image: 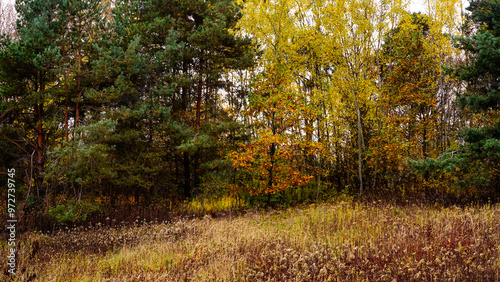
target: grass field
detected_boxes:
[3,200,500,281]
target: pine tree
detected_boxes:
[0,0,70,204]
[453,0,500,190]
[53,0,256,202]
[137,0,255,199]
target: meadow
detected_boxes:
[3,200,500,281]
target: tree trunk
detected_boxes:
[183,152,191,198]
[75,27,82,128]
[63,44,69,142]
[35,103,45,198]
[196,59,204,130]
[353,93,364,195]
[268,108,277,195]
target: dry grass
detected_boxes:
[2,201,500,281]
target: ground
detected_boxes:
[2,200,500,281]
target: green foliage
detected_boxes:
[1,0,256,205]
[47,199,103,224]
[45,120,118,189]
[2,0,500,212]
[93,0,256,200]
[448,0,500,191]
[411,143,497,198]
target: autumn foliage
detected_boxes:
[229,64,321,196]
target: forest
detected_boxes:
[1,0,500,280]
[0,0,499,228]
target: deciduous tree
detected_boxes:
[229,63,319,201]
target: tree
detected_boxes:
[316,0,410,194]
[46,0,256,203]
[229,63,319,202]
[126,0,255,200]
[0,0,71,204]
[451,0,500,191]
[369,11,466,194]
[373,14,443,188]
[237,0,410,196]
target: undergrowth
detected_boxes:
[2,201,500,281]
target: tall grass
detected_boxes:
[2,201,500,281]
[185,195,246,216]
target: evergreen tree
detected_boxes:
[0,0,69,204]
[0,0,108,207]
[133,0,255,200]
[453,0,500,190]
[52,0,256,203]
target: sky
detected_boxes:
[410,0,427,13]
[410,0,469,14]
